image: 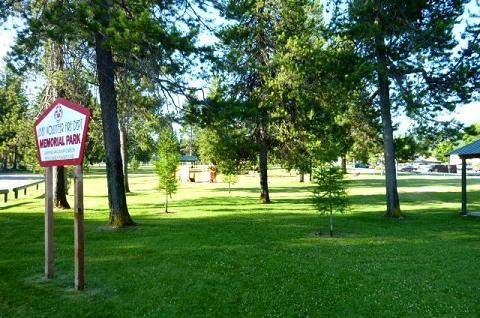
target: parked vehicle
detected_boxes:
[400,165,415,172]
[417,164,433,173]
[448,165,457,173]
[430,164,449,173]
[354,162,369,168]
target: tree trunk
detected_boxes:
[255,3,271,204]
[375,28,401,218]
[309,158,313,182]
[299,172,305,183]
[329,195,334,237]
[119,125,130,193]
[259,121,270,203]
[51,40,70,209]
[1,152,7,171]
[95,30,134,227]
[12,146,18,170]
[165,188,168,213]
[53,166,70,209]
[341,155,347,175]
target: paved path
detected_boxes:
[0,173,44,190]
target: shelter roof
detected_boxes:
[180,155,199,162]
[449,139,480,158]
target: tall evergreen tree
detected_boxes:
[268,1,368,179]
[331,0,479,217]
[204,0,332,202]
[6,0,217,226]
[215,0,276,203]
[0,69,31,171]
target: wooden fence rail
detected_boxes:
[13,180,45,199]
[0,189,8,203]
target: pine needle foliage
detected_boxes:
[155,127,180,213]
[312,162,349,237]
[222,174,239,194]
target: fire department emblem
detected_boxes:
[54,105,63,122]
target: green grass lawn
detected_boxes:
[1,167,480,317]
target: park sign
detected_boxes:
[34,97,90,290]
[34,98,91,167]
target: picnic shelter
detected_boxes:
[449,139,480,215]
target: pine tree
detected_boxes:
[200,0,337,202]
[331,0,478,217]
[155,127,180,213]
[0,69,31,171]
[6,0,217,226]
[313,162,349,237]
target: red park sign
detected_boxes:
[34,98,91,167]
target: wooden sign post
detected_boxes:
[45,167,54,278]
[34,98,91,290]
[74,165,84,289]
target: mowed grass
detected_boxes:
[1,167,480,317]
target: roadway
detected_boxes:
[0,173,44,190]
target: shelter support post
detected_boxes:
[461,157,467,215]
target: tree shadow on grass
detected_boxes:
[209,184,316,194]
[170,196,257,208]
[269,197,314,205]
[3,204,478,252]
[125,191,149,197]
[207,186,259,194]
[0,201,33,211]
[3,181,478,255]
[3,194,480,318]
[85,194,109,199]
[269,186,316,193]
[84,209,480,258]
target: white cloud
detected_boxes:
[0,18,16,68]
[393,101,480,137]
[454,102,480,126]
[0,31,14,68]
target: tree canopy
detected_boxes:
[2,0,220,226]
[0,0,478,221]
[330,0,479,217]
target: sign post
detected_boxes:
[45,167,54,278]
[74,165,84,289]
[34,98,90,290]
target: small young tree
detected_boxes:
[222,173,239,194]
[313,163,349,237]
[130,156,140,172]
[155,127,180,213]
